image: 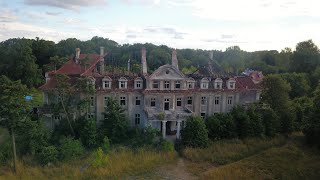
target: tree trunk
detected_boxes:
[61,100,75,136]
[11,128,17,174]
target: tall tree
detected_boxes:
[290,40,320,73]
[0,75,31,173]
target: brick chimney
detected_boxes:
[172,49,178,69]
[75,48,80,64]
[99,47,105,74]
[141,47,147,75]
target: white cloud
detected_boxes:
[0,9,18,22]
[24,0,107,10]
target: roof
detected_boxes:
[55,54,101,75]
[236,76,262,90]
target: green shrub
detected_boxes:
[91,147,107,168]
[79,118,98,149]
[0,141,12,165]
[101,136,111,153]
[37,145,58,165]
[181,116,209,148]
[160,140,175,152]
[59,136,85,161]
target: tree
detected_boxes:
[100,98,129,143]
[231,106,250,138]
[261,75,293,134]
[281,73,310,98]
[290,40,320,73]
[206,113,236,140]
[247,105,264,137]
[259,107,279,137]
[0,75,31,173]
[181,116,209,148]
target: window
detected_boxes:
[201,113,206,119]
[87,113,94,119]
[175,81,181,89]
[136,81,141,88]
[135,97,141,106]
[135,114,140,125]
[151,98,156,107]
[201,78,209,89]
[229,82,235,89]
[188,82,194,89]
[187,97,192,105]
[177,98,182,107]
[201,96,206,105]
[164,81,170,89]
[104,96,109,107]
[215,96,220,105]
[53,115,61,121]
[119,77,128,89]
[90,96,94,107]
[135,78,143,89]
[215,78,223,89]
[153,81,159,89]
[120,96,126,106]
[227,96,233,105]
[103,80,111,89]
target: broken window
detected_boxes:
[215,96,220,105]
[187,97,192,105]
[136,96,141,105]
[151,98,156,107]
[201,96,206,105]
[175,81,181,89]
[120,96,126,106]
[153,81,159,89]
[177,97,182,107]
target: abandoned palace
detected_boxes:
[40,47,263,139]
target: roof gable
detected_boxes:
[149,64,186,80]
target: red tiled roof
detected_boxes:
[55,54,101,75]
[39,76,79,90]
[236,76,262,90]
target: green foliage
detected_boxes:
[260,107,279,137]
[231,106,251,139]
[206,113,236,141]
[91,147,107,168]
[0,141,12,165]
[78,118,98,149]
[101,136,111,153]
[181,116,209,148]
[160,140,175,152]
[37,145,58,165]
[100,97,129,144]
[290,39,320,73]
[59,136,85,161]
[247,105,264,137]
[281,72,311,98]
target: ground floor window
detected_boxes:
[135,114,140,125]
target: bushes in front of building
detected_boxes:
[58,136,85,161]
[181,116,209,148]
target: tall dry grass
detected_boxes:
[182,136,286,165]
[0,147,177,179]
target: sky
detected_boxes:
[0,0,319,51]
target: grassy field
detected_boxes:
[1,133,319,179]
[200,134,320,179]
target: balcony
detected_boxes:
[144,106,193,121]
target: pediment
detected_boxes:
[149,64,186,80]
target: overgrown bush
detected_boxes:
[79,117,98,149]
[206,113,236,141]
[59,136,85,161]
[181,116,209,148]
[231,106,250,139]
[101,136,111,153]
[91,147,107,168]
[0,141,12,165]
[37,145,58,165]
[160,140,175,152]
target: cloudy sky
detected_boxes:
[0,0,319,51]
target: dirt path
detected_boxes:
[153,158,198,180]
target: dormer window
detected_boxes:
[102,77,112,89]
[134,77,143,89]
[119,77,128,89]
[201,78,209,89]
[227,78,236,89]
[214,78,223,89]
[187,78,195,89]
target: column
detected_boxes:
[162,120,167,139]
[176,120,181,139]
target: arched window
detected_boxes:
[134,77,143,89]
[119,77,128,89]
[187,78,195,89]
[214,78,223,89]
[102,76,112,89]
[227,78,236,89]
[201,78,209,89]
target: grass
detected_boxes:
[0,147,177,179]
[200,133,320,180]
[182,136,286,165]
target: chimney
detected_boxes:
[172,49,178,69]
[99,47,105,74]
[141,47,147,75]
[75,48,80,64]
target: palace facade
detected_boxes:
[40,47,263,139]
